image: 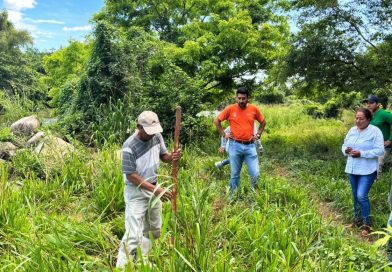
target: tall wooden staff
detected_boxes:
[171,106,182,213]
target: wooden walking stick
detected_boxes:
[171,106,182,213]
[170,106,181,247]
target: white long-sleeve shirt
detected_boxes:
[342,124,384,175]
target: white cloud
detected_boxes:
[6,9,23,23]
[7,9,36,32]
[4,0,37,29]
[3,0,58,43]
[25,18,65,24]
[33,30,55,38]
[4,0,37,11]
[62,25,92,32]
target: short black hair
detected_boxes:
[356,108,373,121]
[236,86,249,97]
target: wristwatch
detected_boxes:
[256,134,260,139]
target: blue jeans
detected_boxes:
[228,140,259,192]
[348,171,377,225]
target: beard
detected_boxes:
[238,102,247,108]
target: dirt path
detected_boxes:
[273,165,381,243]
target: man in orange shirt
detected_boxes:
[214,87,266,192]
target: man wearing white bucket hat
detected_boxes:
[116,111,181,268]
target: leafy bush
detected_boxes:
[304,102,324,118]
[338,91,362,109]
[324,98,341,118]
[57,77,79,116]
[255,87,285,104]
[300,93,359,119]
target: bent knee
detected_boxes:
[357,195,369,202]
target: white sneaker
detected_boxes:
[215,161,223,170]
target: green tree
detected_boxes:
[42,40,91,107]
[61,23,204,144]
[283,0,392,96]
[0,10,44,100]
[95,0,290,93]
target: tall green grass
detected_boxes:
[0,93,36,125]
[1,103,391,271]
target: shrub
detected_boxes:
[57,77,79,115]
[255,88,285,104]
[304,103,324,118]
[324,98,341,118]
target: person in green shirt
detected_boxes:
[364,95,392,175]
[364,95,392,262]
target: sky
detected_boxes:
[0,0,104,51]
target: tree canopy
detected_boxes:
[0,11,44,99]
[42,40,91,107]
[95,0,290,93]
[283,0,392,97]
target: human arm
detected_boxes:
[385,140,392,148]
[384,110,392,145]
[214,116,230,140]
[160,149,181,163]
[253,109,266,142]
[126,173,172,201]
[253,120,266,141]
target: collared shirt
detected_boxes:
[342,124,384,175]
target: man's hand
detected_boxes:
[252,134,260,142]
[350,150,361,158]
[385,140,391,148]
[345,147,353,154]
[218,147,225,154]
[172,148,181,161]
[154,187,172,202]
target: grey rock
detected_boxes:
[26,132,45,147]
[11,116,40,136]
[0,142,17,160]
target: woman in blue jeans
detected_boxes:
[342,108,384,236]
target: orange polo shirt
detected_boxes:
[218,104,265,141]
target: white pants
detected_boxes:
[116,183,162,269]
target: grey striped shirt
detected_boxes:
[122,132,168,184]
